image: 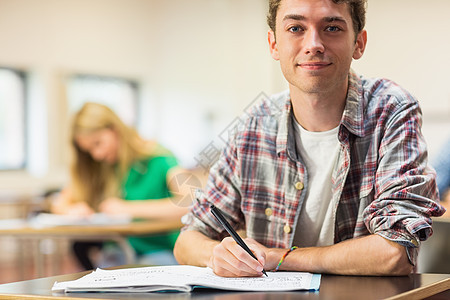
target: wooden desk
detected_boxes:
[0,267,448,300]
[0,218,183,236]
[0,219,183,278]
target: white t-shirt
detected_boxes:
[292,119,340,247]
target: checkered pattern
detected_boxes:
[182,70,445,265]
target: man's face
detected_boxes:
[268,0,366,95]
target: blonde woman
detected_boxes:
[52,102,190,269]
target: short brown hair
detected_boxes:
[267,0,367,37]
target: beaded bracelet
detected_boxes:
[274,246,298,272]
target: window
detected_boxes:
[66,75,139,127]
[0,68,26,170]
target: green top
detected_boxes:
[121,154,179,255]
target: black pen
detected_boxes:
[209,204,268,277]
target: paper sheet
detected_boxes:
[30,213,131,227]
[52,265,321,292]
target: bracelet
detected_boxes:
[274,246,298,272]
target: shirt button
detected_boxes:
[295,181,304,190]
[284,224,291,234]
[265,208,273,217]
[411,239,419,247]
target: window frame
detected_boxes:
[67,73,140,128]
[0,67,28,171]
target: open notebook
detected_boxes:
[52,265,321,293]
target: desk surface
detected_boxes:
[0,219,183,237]
[0,267,448,300]
[0,219,184,279]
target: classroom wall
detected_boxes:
[354,0,450,159]
[0,0,283,193]
[0,0,449,194]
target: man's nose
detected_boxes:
[303,29,325,55]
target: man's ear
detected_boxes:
[353,29,367,60]
[268,30,280,60]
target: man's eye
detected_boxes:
[288,26,302,33]
[326,26,341,32]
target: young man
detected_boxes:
[174,0,445,276]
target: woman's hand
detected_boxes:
[69,202,95,217]
[50,188,94,216]
[207,237,267,277]
[98,197,128,215]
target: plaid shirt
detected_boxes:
[183,70,445,265]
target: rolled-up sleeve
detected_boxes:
[363,96,445,265]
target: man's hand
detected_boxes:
[207,237,267,277]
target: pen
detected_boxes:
[209,204,268,277]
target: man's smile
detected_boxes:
[298,61,332,70]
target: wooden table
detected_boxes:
[0,219,183,278]
[0,267,448,300]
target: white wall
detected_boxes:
[0,0,448,193]
[353,0,450,159]
[0,0,282,192]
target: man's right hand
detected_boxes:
[207,236,266,277]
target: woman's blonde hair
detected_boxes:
[69,102,160,209]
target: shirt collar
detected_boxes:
[341,69,365,137]
[276,97,293,157]
[276,69,365,156]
